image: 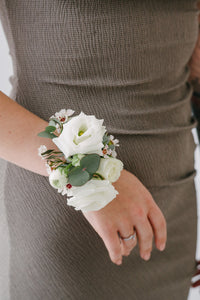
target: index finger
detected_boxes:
[99,228,123,265]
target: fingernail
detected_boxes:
[116,259,122,265]
[159,243,166,251]
[143,252,151,261]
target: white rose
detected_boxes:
[66,179,119,212]
[49,168,68,190]
[96,157,124,182]
[52,111,106,159]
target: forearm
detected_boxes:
[0,91,57,176]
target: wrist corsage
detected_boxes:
[37,109,124,212]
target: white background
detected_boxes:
[1,21,200,299]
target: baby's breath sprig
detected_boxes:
[38,109,75,139]
[102,133,119,158]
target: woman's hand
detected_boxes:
[82,169,167,265]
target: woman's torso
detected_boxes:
[0,2,200,299]
[0,0,199,187]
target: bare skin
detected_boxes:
[0,90,167,265]
[83,169,167,265]
[0,91,56,176]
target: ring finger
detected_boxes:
[118,227,137,256]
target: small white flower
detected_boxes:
[102,145,112,158]
[56,123,61,134]
[61,186,69,195]
[111,149,117,158]
[38,145,47,159]
[51,109,75,123]
[109,135,120,147]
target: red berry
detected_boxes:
[66,183,72,189]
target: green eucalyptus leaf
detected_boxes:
[38,131,57,139]
[68,166,90,186]
[45,126,56,133]
[79,154,100,174]
[88,173,93,180]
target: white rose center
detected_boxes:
[73,124,92,145]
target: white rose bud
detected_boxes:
[49,168,68,190]
[96,157,124,183]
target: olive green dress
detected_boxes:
[0,0,199,299]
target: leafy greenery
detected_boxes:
[45,126,56,133]
[67,154,101,186]
[68,166,90,186]
[108,143,115,150]
[41,149,54,155]
[102,132,116,151]
[38,131,57,139]
[102,133,110,144]
[37,116,65,139]
[49,117,63,134]
[63,163,74,176]
[40,148,68,169]
[79,154,100,173]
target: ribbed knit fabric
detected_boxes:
[0,1,200,299]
